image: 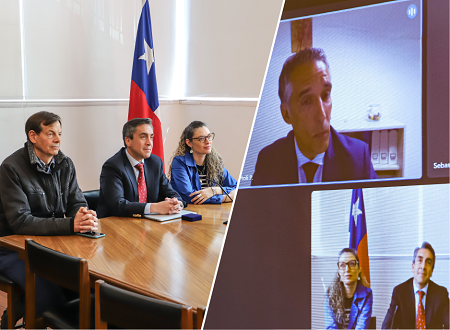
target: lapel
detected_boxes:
[404,278,416,329]
[143,157,155,201]
[322,126,337,182]
[185,153,202,191]
[121,148,139,201]
[348,284,363,329]
[425,281,435,326]
[284,131,299,184]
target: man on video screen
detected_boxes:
[251,48,377,186]
[382,242,449,329]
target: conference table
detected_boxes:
[0,203,230,325]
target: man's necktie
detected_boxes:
[416,290,426,329]
[302,162,319,183]
[135,163,147,203]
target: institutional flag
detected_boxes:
[128,0,164,165]
[349,188,371,285]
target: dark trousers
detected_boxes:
[0,251,66,317]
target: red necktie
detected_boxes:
[416,290,426,329]
[302,162,319,183]
[135,163,147,203]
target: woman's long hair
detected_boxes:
[168,121,224,185]
[326,248,369,328]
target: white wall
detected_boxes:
[22,0,140,99]
[0,0,284,190]
[184,0,283,97]
[0,0,22,99]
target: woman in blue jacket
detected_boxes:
[168,121,237,204]
[325,248,373,329]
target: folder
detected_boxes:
[371,130,380,165]
[379,130,389,165]
[388,130,398,165]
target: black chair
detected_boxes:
[0,274,23,329]
[25,239,93,329]
[95,280,193,329]
[196,305,206,329]
[369,316,376,329]
[83,190,100,211]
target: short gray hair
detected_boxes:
[413,242,436,270]
[122,118,153,146]
[278,48,329,105]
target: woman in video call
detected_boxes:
[169,121,237,204]
[325,248,373,329]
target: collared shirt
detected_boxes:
[294,138,325,183]
[26,140,56,174]
[36,157,55,174]
[125,149,152,214]
[413,280,429,315]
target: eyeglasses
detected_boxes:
[337,260,358,270]
[191,133,215,143]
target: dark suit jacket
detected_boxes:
[251,126,377,186]
[382,278,450,329]
[97,148,181,218]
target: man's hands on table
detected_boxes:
[150,197,183,215]
[74,207,98,233]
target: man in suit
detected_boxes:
[97,118,183,218]
[382,242,449,329]
[251,48,376,186]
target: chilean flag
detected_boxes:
[349,189,371,286]
[128,0,164,165]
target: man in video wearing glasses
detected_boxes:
[382,242,449,329]
[97,118,183,218]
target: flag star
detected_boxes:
[138,38,154,75]
[352,197,362,227]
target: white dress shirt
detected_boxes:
[294,138,325,183]
[413,280,429,316]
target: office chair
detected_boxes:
[83,190,100,211]
[0,274,23,329]
[95,280,193,329]
[25,239,93,329]
[196,305,206,329]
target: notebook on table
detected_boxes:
[144,210,197,222]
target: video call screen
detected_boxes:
[311,184,449,329]
[205,1,449,328]
[240,0,425,187]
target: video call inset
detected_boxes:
[241,0,423,187]
[311,184,449,329]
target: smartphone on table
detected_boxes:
[75,231,105,239]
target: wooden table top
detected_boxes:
[0,203,230,310]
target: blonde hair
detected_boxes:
[168,121,224,185]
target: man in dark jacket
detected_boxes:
[251,48,376,186]
[0,111,98,327]
[382,242,449,329]
[97,118,183,218]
